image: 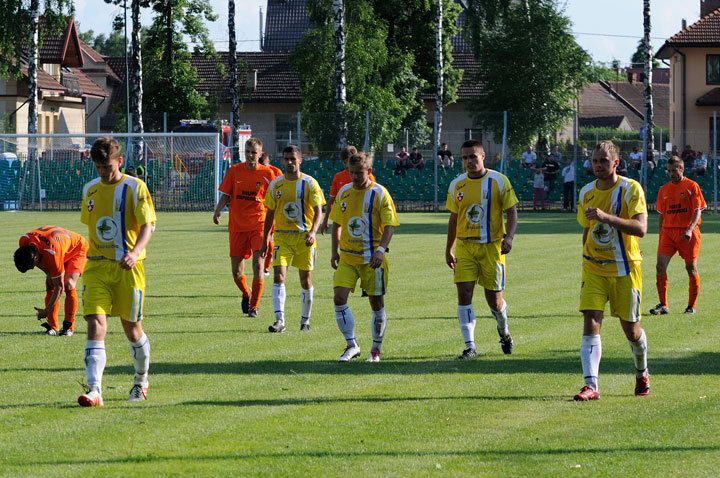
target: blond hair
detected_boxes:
[348,152,373,169]
[592,141,619,161]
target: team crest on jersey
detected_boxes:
[276,189,282,199]
[591,222,616,246]
[96,216,119,243]
[256,182,261,189]
[456,191,464,202]
[283,202,301,220]
[87,199,94,212]
[340,201,347,212]
[465,203,485,224]
[347,216,368,238]
[680,192,685,200]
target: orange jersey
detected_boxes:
[219,163,276,232]
[329,169,377,197]
[657,178,706,229]
[267,164,282,177]
[19,226,88,278]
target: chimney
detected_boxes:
[682,18,687,29]
[701,0,720,17]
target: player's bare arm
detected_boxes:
[319,196,336,235]
[584,208,647,238]
[684,208,702,240]
[34,275,64,319]
[212,194,230,225]
[305,204,323,247]
[370,225,394,269]
[260,208,276,256]
[446,212,458,269]
[501,205,518,255]
[120,222,153,270]
[330,222,341,270]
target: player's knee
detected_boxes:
[685,262,698,275]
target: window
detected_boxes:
[707,55,720,84]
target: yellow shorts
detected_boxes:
[579,267,642,322]
[273,233,316,271]
[453,239,505,291]
[333,257,389,296]
[82,260,147,322]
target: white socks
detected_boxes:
[130,332,150,386]
[491,300,509,335]
[335,304,357,347]
[272,283,286,324]
[580,335,602,390]
[628,329,648,378]
[84,340,106,393]
[301,287,313,325]
[371,308,387,352]
[457,305,476,350]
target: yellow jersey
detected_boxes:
[577,177,646,277]
[446,170,518,243]
[81,175,157,261]
[329,182,400,265]
[264,173,325,233]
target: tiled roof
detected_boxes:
[579,116,629,129]
[73,68,107,98]
[657,8,720,58]
[695,87,720,106]
[105,56,128,106]
[605,81,670,129]
[38,17,83,67]
[451,52,481,99]
[578,82,669,130]
[452,8,472,52]
[20,63,65,94]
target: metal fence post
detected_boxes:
[501,111,508,175]
[714,111,717,213]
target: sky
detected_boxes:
[74,0,701,66]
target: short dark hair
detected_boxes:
[90,136,121,164]
[461,139,484,151]
[667,155,684,168]
[282,145,302,157]
[340,145,358,162]
[14,245,37,273]
[348,152,373,169]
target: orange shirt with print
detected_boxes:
[19,226,88,278]
[656,177,706,229]
[329,169,376,197]
[219,163,276,232]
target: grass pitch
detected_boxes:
[1,211,719,476]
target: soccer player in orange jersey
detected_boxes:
[14,226,89,336]
[259,152,282,276]
[319,145,376,235]
[650,156,706,315]
[213,138,277,318]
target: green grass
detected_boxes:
[1,211,719,476]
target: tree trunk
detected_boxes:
[436,0,444,146]
[27,0,40,135]
[228,0,241,161]
[333,0,348,156]
[643,0,654,152]
[131,0,144,166]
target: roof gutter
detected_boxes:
[673,47,687,148]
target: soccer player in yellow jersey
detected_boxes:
[574,141,649,401]
[330,152,399,362]
[261,145,325,333]
[445,139,518,359]
[77,137,157,407]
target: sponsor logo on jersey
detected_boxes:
[347,216,368,238]
[87,199,94,212]
[96,217,119,242]
[591,222,616,246]
[465,203,485,224]
[283,202,300,220]
[87,189,97,197]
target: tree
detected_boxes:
[80,29,128,56]
[466,0,588,151]
[291,0,461,159]
[228,0,241,160]
[333,0,348,153]
[642,0,653,187]
[631,38,659,68]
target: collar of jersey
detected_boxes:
[467,170,489,180]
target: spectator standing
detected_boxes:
[438,143,454,168]
[408,147,424,170]
[561,158,575,211]
[543,153,561,195]
[532,165,545,210]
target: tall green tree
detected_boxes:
[631,39,659,68]
[466,0,588,151]
[291,0,461,158]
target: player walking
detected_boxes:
[213,138,276,318]
[77,137,157,407]
[329,152,399,362]
[445,139,518,359]
[574,141,649,401]
[261,145,325,332]
[14,226,89,336]
[650,156,706,315]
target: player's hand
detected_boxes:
[584,206,608,222]
[305,232,316,247]
[370,250,383,269]
[501,236,513,254]
[34,307,48,319]
[330,251,340,270]
[682,228,693,240]
[212,211,221,225]
[259,242,268,257]
[119,251,139,270]
[445,250,456,269]
[319,222,328,236]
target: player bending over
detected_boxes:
[77,136,157,407]
[260,145,325,333]
[445,139,518,359]
[14,226,88,336]
[330,152,399,362]
[574,141,649,401]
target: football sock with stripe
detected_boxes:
[580,334,601,390]
[272,283,286,324]
[371,308,387,352]
[491,300,509,335]
[335,304,357,347]
[85,340,106,393]
[628,329,647,378]
[457,304,476,350]
[129,333,150,386]
[688,274,699,309]
[234,274,250,297]
[250,278,263,310]
[64,288,78,330]
[656,274,668,306]
[45,289,60,330]
[300,287,313,325]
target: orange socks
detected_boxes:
[656,274,668,307]
[688,274,700,309]
[45,289,60,330]
[250,278,264,310]
[64,288,78,331]
[234,275,250,297]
